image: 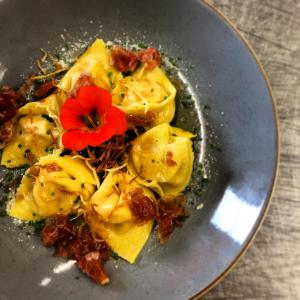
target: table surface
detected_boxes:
[202,1,300,299]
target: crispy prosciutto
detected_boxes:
[111,47,139,73]
[41,215,112,285]
[129,189,156,225]
[156,196,188,244]
[111,46,161,73]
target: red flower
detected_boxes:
[60,86,127,151]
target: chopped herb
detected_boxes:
[0,210,7,217]
[107,71,112,78]
[168,57,177,66]
[111,251,120,260]
[25,232,31,236]
[19,130,22,135]
[46,129,51,135]
[180,99,193,108]
[28,220,45,233]
[122,71,133,77]
[81,183,85,188]
[51,192,55,196]
[59,208,63,211]
[164,96,168,100]
[25,149,31,154]
[4,173,13,182]
[152,159,155,163]
[32,213,36,217]
[204,104,211,110]
[138,42,147,49]
[46,147,54,154]
[64,43,70,51]
[120,93,125,98]
[209,142,222,152]
[185,186,191,192]
[40,183,44,187]
[18,144,23,148]
[7,160,11,163]
[55,52,61,60]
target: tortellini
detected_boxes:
[112,66,176,125]
[58,39,122,93]
[1,94,61,168]
[129,123,194,198]
[8,154,99,221]
[86,171,155,263]
[59,38,176,125]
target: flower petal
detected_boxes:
[77,86,112,115]
[62,130,91,151]
[62,125,116,151]
[106,106,128,135]
[60,99,85,130]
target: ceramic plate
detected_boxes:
[0,0,278,299]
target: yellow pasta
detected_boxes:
[87,171,155,263]
[129,123,194,198]
[8,154,99,221]
[1,95,61,168]
[112,66,176,125]
[58,39,122,93]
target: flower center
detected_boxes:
[82,109,102,129]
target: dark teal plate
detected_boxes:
[0,0,278,299]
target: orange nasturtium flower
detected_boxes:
[60,85,127,151]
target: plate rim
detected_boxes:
[191,1,280,299]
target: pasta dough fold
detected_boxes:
[87,171,155,263]
[129,123,194,198]
[8,154,98,221]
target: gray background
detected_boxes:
[204,0,300,299]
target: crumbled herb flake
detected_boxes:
[18,144,23,148]
[111,251,120,260]
[138,42,147,49]
[28,220,45,233]
[209,142,222,152]
[55,53,61,60]
[0,210,7,217]
[46,147,54,154]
